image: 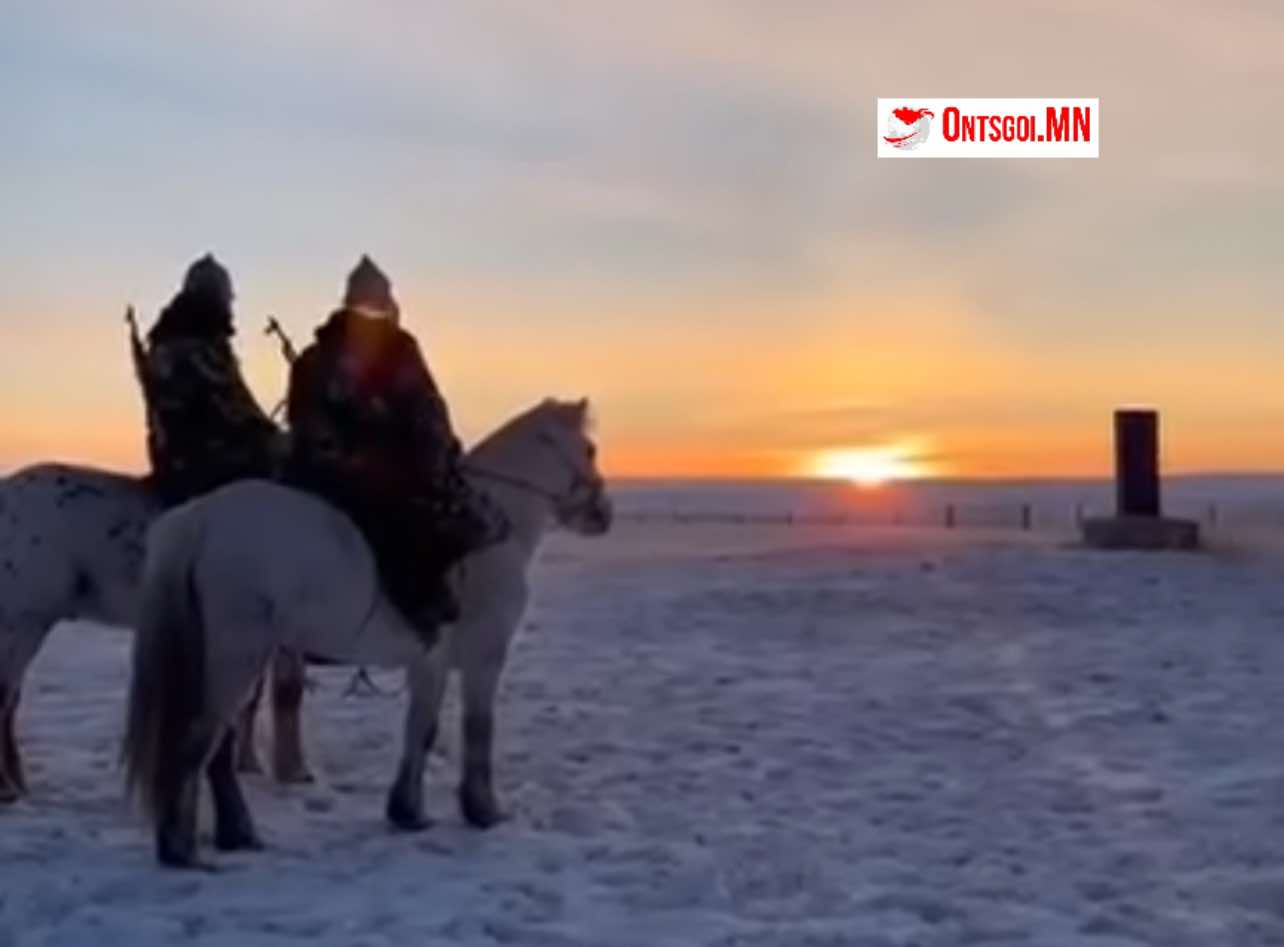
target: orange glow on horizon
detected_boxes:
[6,293,1284,481]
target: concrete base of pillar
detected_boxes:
[1081,516,1201,551]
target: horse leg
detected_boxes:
[0,684,20,803]
[3,686,25,796]
[458,659,508,829]
[270,648,313,784]
[0,625,50,802]
[235,668,265,775]
[385,653,449,832]
[156,717,222,869]
[207,729,263,851]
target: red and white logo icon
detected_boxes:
[883,107,934,150]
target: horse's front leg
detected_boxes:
[459,656,507,829]
[385,650,449,832]
[0,624,51,801]
[269,648,313,784]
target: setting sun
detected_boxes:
[809,444,933,488]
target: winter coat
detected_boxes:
[285,308,508,576]
[138,289,279,505]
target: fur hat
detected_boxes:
[343,255,399,321]
[182,253,234,306]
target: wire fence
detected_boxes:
[604,479,1284,533]
[612,500,1252,532]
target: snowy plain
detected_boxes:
[3,514,1284,946]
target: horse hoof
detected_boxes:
[157,842,206,870]
[459,788,508,830]
[386,797,431,833]
[388,812,433,833]
[215,831,265,853]
[387,803,432,832]
[176,858,221,873]
[464,807,508,830]
[275,767,315,786]
[0,785,20,805]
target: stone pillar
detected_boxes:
[1082,408,1200,550]
[1115,409,1161,517]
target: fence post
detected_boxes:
[944,504,956,529]
[1021,503,1033,531]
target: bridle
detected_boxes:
[463,429,604,520]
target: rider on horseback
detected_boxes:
[283,256,509,647]
[132,255,279,506]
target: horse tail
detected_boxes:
[123,504,207,821]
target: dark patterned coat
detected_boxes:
[285,309,508,588]
[138,290,279,505]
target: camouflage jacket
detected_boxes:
[138,290,280,505]
[285,309,508,564]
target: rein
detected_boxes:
[463,464,563,503]
[463,431,601,514]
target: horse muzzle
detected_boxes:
[563,489,612,536]
[585,496,613,535]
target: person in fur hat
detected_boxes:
[285,256,509,647]
[134,254,279,506]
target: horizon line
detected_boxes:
[608,470,1284,485]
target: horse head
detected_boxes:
[468,397,612,537]
[530,398,612,536]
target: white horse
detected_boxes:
[0,460,326,795]
[0,465,156,801]
[0,399,607,806]
[123,398,609,868]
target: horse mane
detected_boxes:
[470,398,590,456]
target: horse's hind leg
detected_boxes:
[3,686,25,795]
[458,660,507,829]
[235,671,266,775]
[207,729,263,851]
[270,649,313,784]
[156,718,221,869]
[0,684,21,803]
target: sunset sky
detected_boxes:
[4,2,1282,479]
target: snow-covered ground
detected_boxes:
[3,521,1284,946]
